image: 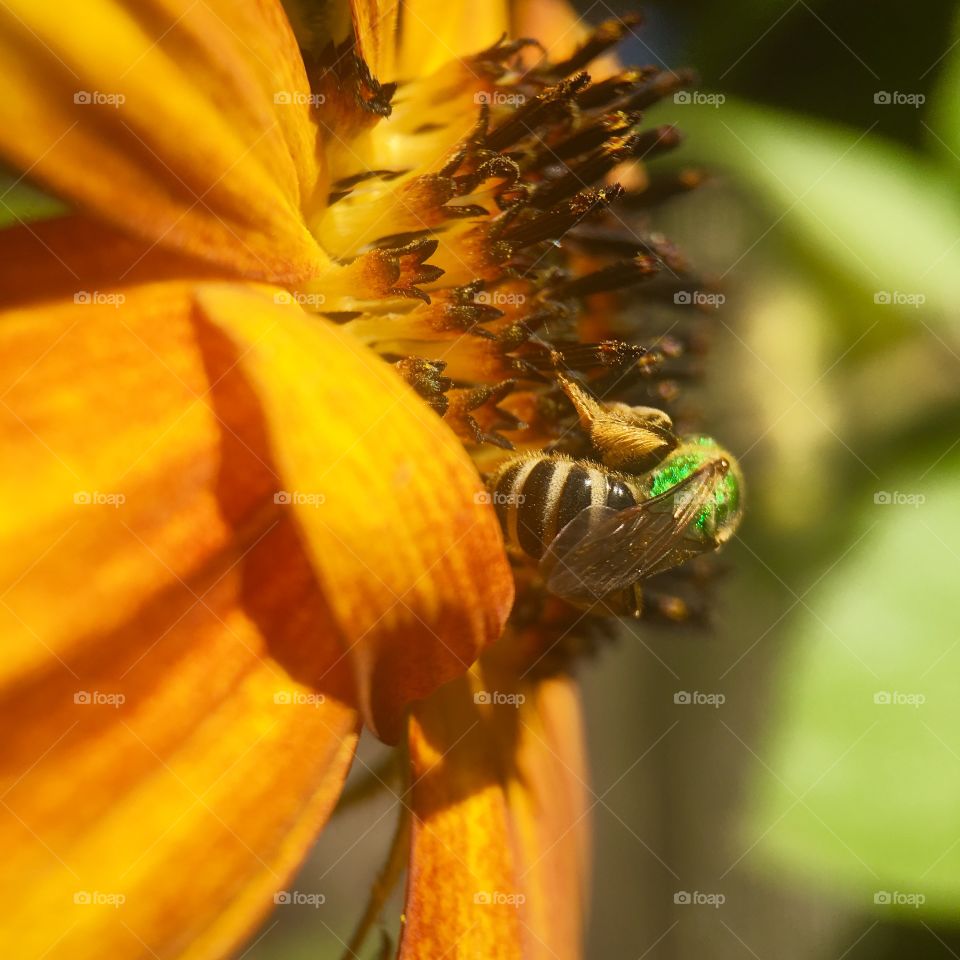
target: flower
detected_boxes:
[0,0,732,957]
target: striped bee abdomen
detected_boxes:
[490,455,638,560]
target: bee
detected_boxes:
[488,375,743,616]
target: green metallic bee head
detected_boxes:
[640,435,744,545]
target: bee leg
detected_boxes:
[628,584,643,619]
[644,589,694,623]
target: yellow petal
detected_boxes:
[396,0,509,78]
[199,283,515,741]
[0,0,327,282]
[400,658,590,959]
[351,0,400,80]
[0,281,359,960]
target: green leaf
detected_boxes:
[751,464,960,916]
[0,177,66,227]
[662,98,960,321]
[925,5,960,166]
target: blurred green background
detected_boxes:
[8,0,954,956]
[577,0,960,956]
[232,1,960,957]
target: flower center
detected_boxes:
[293,25,706,459]
[287,20,731,638]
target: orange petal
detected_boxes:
[396,0,509,78]
[501,671,591,958]
[198,284,514,740]
[0,0,327,282]
[401,659,590,959]
[0,281,359,959]
[0,215,229,308]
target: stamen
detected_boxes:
[623,169,709,208]
[498,185,624,247]
[393,357,452,415]
[620,68,698,111]
[444,380,524,449]
[531,129,680,209]
[576,69,657,109]
[544,16,644,77]
[484,75,590,151]
[550,255,661,298]
[520,340,647,373]
[547,111,643,162]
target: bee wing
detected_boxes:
[539,461,727,603]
